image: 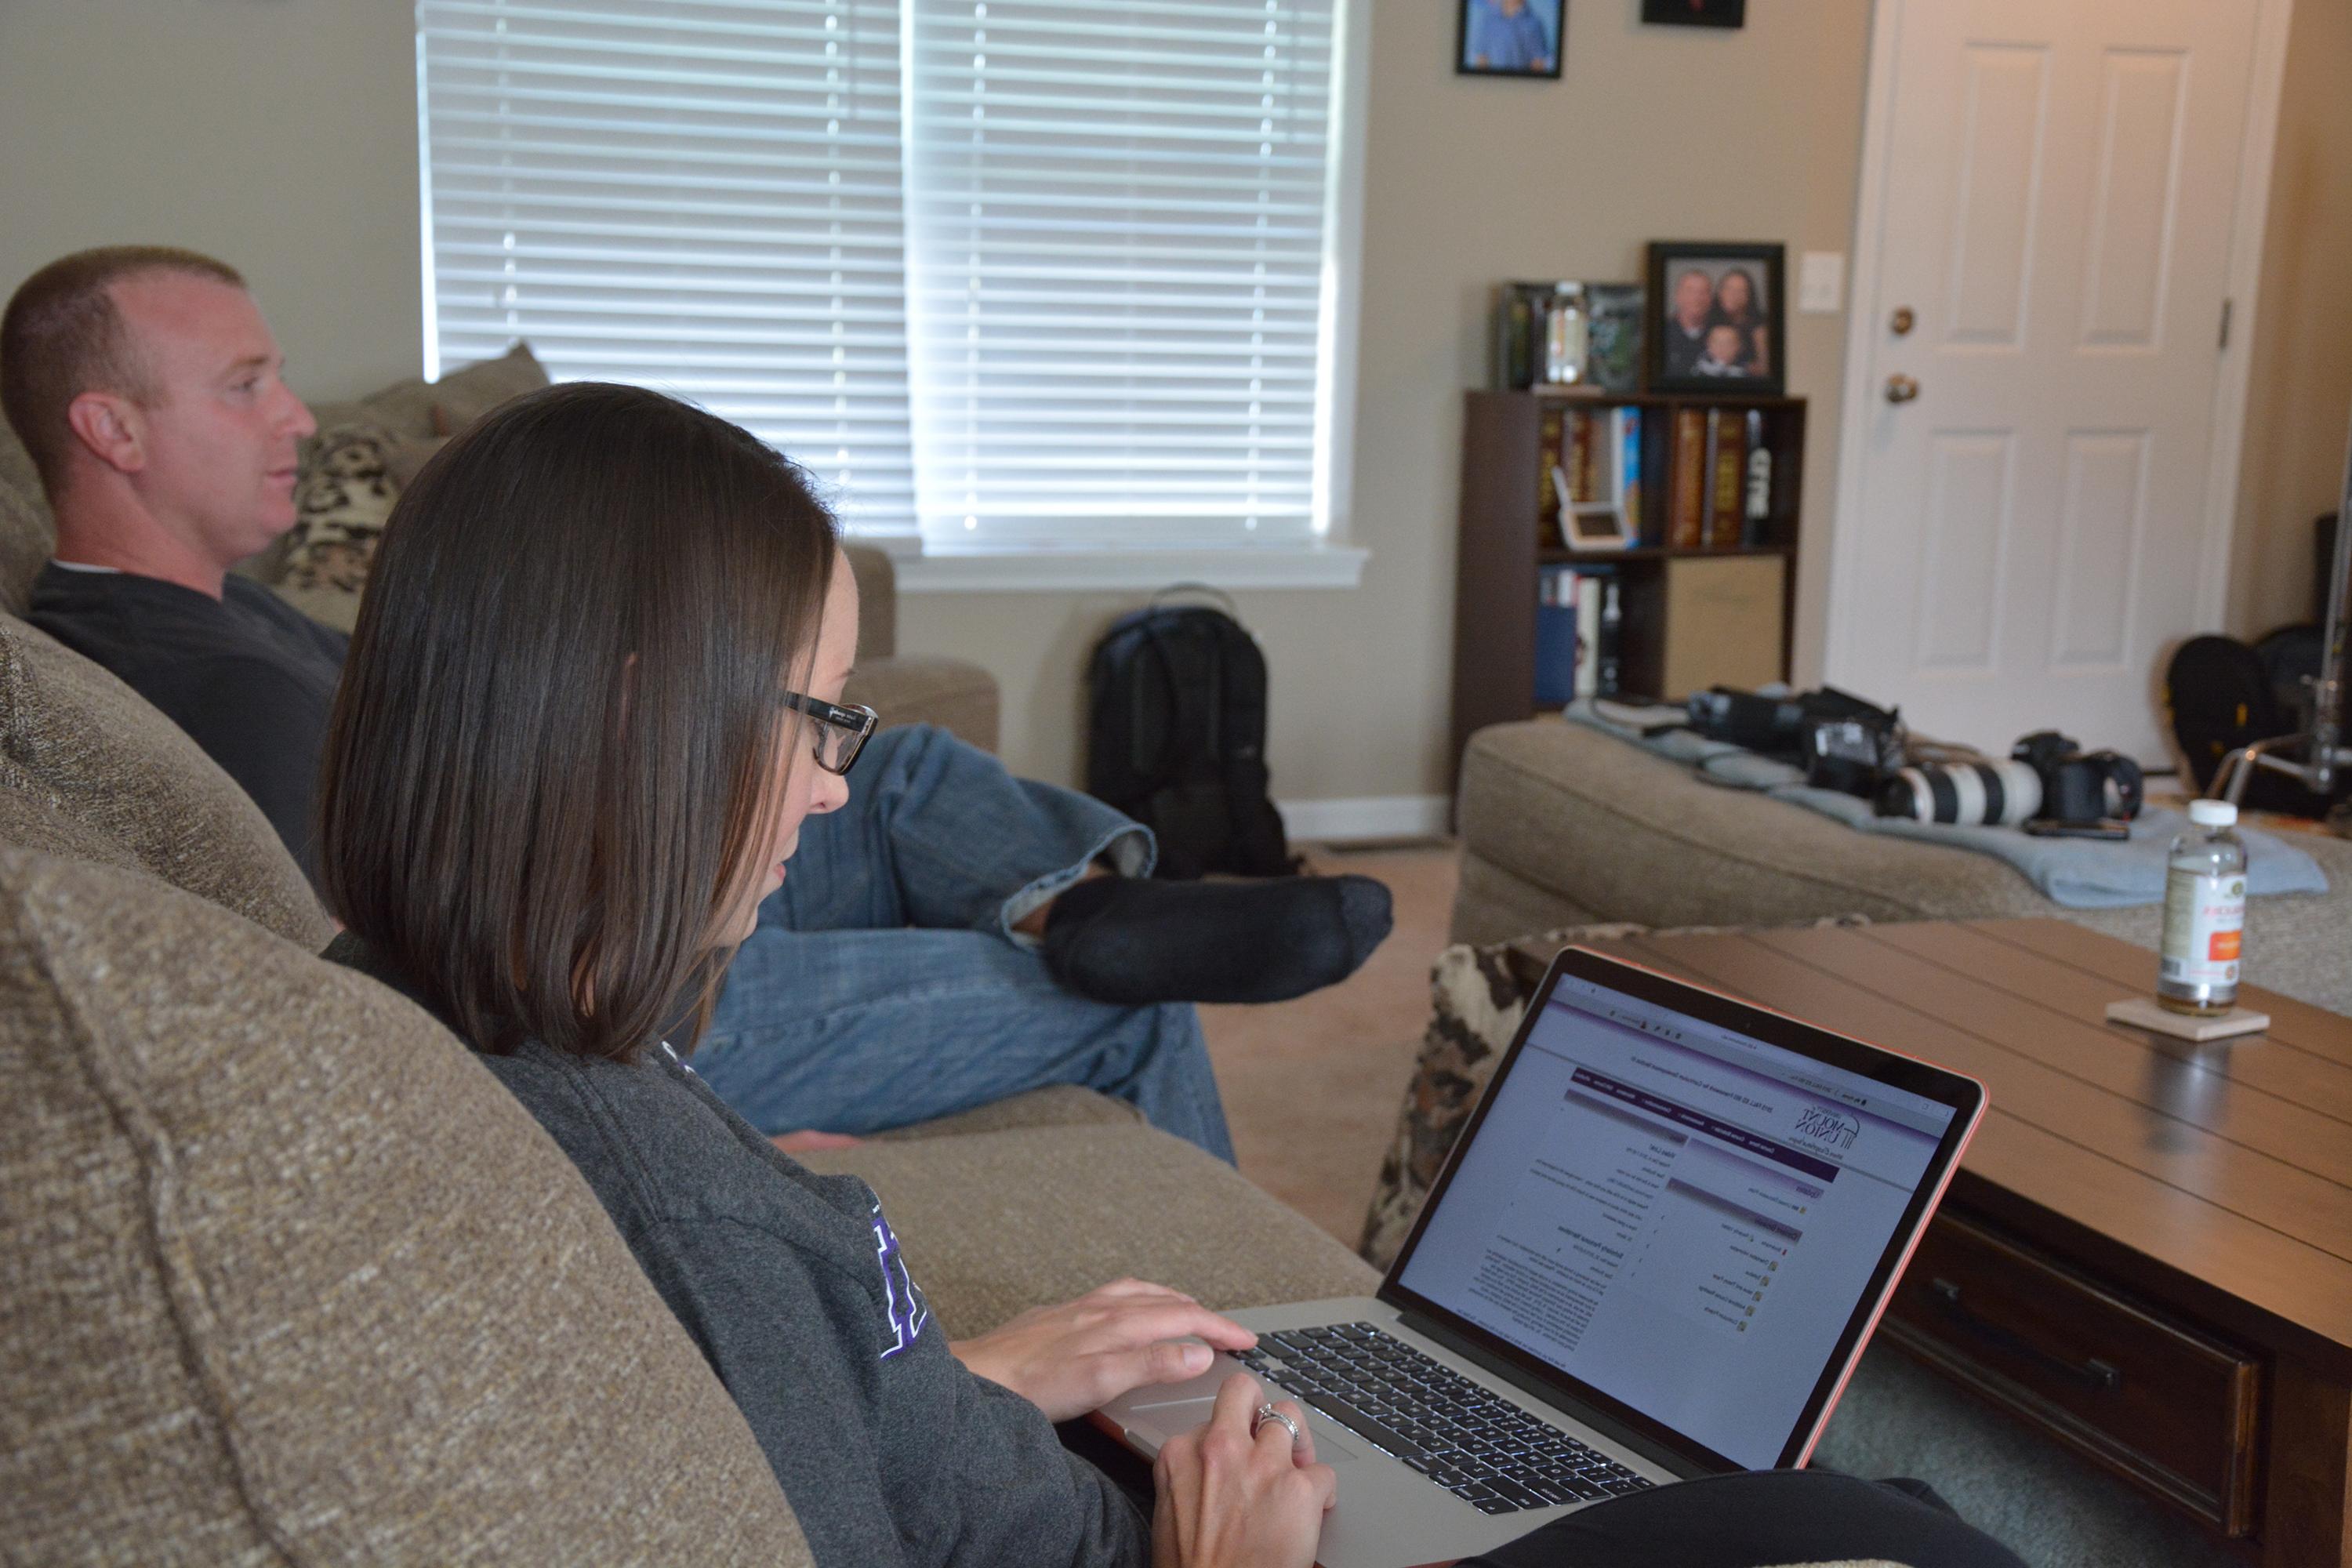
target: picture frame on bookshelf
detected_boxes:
[1645,241,1785,395]
[1563,506,1632,552]
[1582,282,1644,392]
[1457,0,1564,78]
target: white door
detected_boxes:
[1828,0,2263,761]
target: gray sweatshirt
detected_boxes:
[325,935,1149,1568]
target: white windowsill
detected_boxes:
[881,540,1370,593]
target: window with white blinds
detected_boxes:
[418,0,916,537]
[902,0,1338,549]
[417,0,1345,551]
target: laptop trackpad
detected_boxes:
[1123,1387,1359,1462]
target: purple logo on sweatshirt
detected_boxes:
[870,1199,930,1359]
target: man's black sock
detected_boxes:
[1040,873,1393,1007]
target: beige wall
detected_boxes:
[903,0,1875,793]
[0,1,421,401]
[2230,0,2352,638]
[2,1,2334,799]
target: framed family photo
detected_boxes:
[1457,0,1565,79]
[1645,241,1785,394]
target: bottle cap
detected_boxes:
[2188,798,2238,827]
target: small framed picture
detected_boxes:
[1645,242,1785,395]
[1642,0,1744,26]
[1581,283,1645,393]
[1564,506,1632,552]
[1457,0,1565,79]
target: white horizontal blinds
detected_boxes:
[902,0,1338,548]
[417,0,917,536]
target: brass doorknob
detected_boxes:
[1886,373,1921,405]
[1890,306,1916,336]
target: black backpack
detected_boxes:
[2164,632,2342,816]
[1086,590,1296,880]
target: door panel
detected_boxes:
[1832,0,2258,760]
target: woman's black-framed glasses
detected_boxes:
[780,691,877,775]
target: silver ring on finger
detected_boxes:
[1252,1403,1304,1447]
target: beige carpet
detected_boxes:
[1198,840,1459,1250]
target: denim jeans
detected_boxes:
[693,724,1236,1162]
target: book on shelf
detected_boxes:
[1613,407,1642,544]
[1704,408,1747,550]
[1742,408,1772,548]
[1536,405,1566,548]
[1534,564,1578,706]
[1669,407,1707,550]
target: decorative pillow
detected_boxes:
[0,844,813,1564]
[358,342,550,441]
[384,434,448,489]
[1357,916,1871,1270]
[284,421,398,593]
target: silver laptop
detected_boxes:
[1097,946,1986,1568]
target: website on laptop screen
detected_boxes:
[1394,974,1957,1469]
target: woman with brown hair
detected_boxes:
[313,380,1334,1566]
[312,382,2022,1568]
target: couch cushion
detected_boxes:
[0,845,811,1565]
[0,613,328,946]
[845,655,1002,755]
[804,1122,1378,1337]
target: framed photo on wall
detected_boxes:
[1642,0,1744,27]
[1645,241,1785,394]
[1457,0,1565,79]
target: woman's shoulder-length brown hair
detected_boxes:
[317,380,838,1063]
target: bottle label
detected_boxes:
[2160,868,2246,988]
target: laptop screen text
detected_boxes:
[1393,975,1957,1470]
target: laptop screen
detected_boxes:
[1389,956,1962,1471]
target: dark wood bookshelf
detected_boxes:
[1450,388,1807,793]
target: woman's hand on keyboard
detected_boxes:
[1153,1374,1336,1568]
[949,1276,1255,1422]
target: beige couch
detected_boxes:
[0,460,1382,1556]
[1454,719,2352,1018]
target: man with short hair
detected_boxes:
[2,248,333,873]
[4,247,1390,1159]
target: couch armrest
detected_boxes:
[844,655,1000,755]
[800,1124,1377,1335]
[844,543,897,660]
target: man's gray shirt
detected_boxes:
[325,933,1149,1568]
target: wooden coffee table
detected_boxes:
[1532,918,2352,1567]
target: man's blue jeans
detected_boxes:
[693,724,1236,1162]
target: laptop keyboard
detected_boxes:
[1231,1323,1656,1515]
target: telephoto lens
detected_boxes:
[1876,759,2042,826]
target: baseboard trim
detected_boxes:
[1276,794,1451,844]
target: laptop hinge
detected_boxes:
[1392,1308,1713,1480]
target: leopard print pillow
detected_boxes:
[284,423,397,593]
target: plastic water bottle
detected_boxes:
[2158,800,2248,1015]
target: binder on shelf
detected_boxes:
[1534,564,1580,706]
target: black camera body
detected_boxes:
[1686,685,1904,797]
[2012,730,2145,824]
